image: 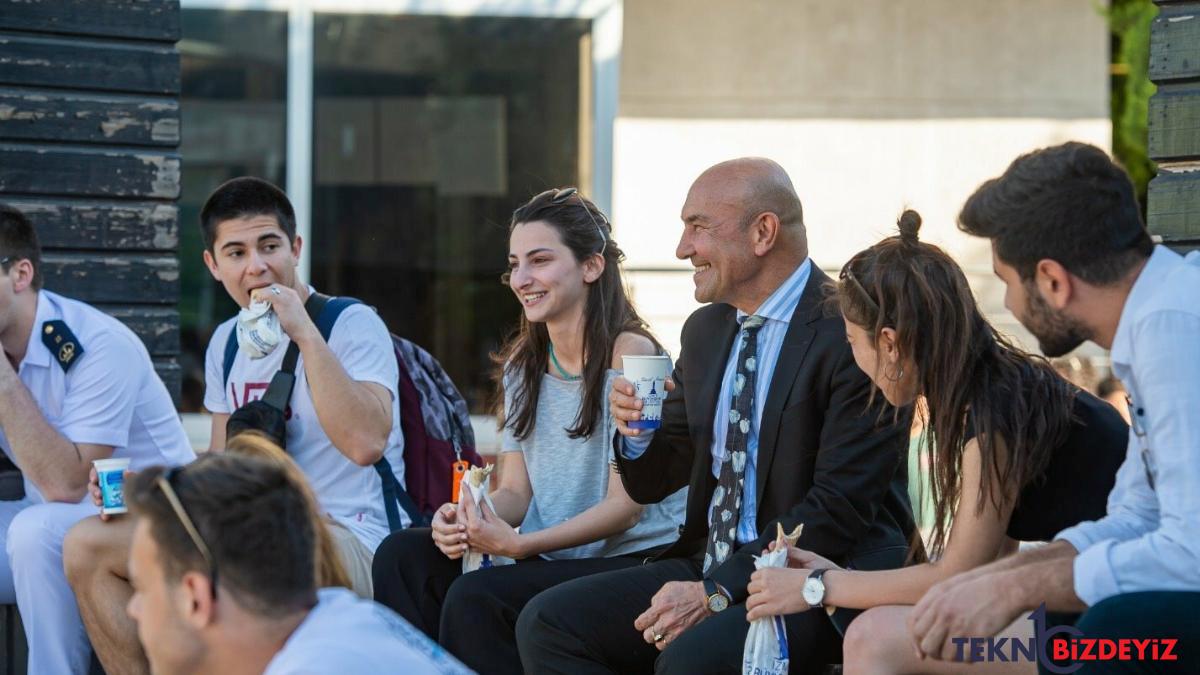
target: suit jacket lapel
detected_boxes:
[695,306,739,459]
[754,266,828,500]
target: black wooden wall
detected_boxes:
[0,0,182,400]
[1148,0,1200,253]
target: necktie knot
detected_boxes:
[742,314,767,332]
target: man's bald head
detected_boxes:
[689,157,804,231]
[677,157,809,310]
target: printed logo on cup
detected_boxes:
[93,457,132,516]
[623,355,672,430]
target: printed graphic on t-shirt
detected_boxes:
[229,381,293,420]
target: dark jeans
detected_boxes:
[515,557,841,675]
[1038,592,1200,674]
[372,528,651,675]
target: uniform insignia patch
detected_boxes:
[41,320,84,372]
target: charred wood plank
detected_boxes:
[2,196,178,251]
[0,0,180,42]
[0,87,179,147]
[0,144,180,199]
[41,252,179,304]
[0,33,179,95]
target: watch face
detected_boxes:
[802,577,824,606]
[708,593,729,613]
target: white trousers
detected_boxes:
[1,498,100,675]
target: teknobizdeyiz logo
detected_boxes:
[949,604,1178,673]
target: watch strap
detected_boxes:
[702,578,727,610]
[807,568,829,608]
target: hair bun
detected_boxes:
[897,209,922,244]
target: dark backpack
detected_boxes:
[222,294,481,529]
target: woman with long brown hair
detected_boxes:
[744,210,1127,673]
[372,188,686,674]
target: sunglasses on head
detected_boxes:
[839,260,881,316]
[156,466,219,599]
[542,187,610,258]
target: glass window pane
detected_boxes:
[178,9,287,411]
[312,14,591,412]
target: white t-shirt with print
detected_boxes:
[0,290,195,502]
[204,299,406,550]
[264,588,474,675]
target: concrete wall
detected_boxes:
[613,0,1111,359]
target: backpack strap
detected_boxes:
[374,456,425,530]
[307,293,423,530]
[309,293,358,338]
[222,327,239,388]
[259,342,299,410]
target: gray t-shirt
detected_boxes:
[502,368,686,560]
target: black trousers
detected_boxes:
[1039,592,1200,674]
[372,528,650,675]
[516,557,841,675]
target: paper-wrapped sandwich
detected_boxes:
[461,465,516,573]
[743,523,804,675]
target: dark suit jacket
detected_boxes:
[614,266,915,602]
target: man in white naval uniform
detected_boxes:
[0,204,194,674]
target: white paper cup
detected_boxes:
[623,355,672,430]
[93,457,132,515]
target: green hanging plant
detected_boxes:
[1100,0,1157,209]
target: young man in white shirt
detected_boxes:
[124,452,470,675]
[903,142,1199,673]
[0,204,195,674]
[197,176,407,556]
[64,177,406,674]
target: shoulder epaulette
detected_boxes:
[42,320,85,373]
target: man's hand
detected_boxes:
[745,567,811,621]
[430,501,467,559]
[633,581,709,651]
[250,285,317,344]
[908,569,1023,661]
[460,488,525,559]
[609,376,675,438]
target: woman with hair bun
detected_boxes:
[744,210,1127,674]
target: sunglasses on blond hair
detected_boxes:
[156,466,219,599]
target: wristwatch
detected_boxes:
[802,568,829,608]
[703,578,730,613]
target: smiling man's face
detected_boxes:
[675,179,758,305]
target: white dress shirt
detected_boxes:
[1055,246,1200,604]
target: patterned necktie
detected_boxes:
[704,314,767,575]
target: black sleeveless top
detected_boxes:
[1003,390,1127,541]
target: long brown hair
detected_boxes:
[835,210,1074,557]
[492,188,660,440]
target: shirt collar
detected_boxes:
[736,257,812,326]
[1111,245,1179,367]
[20,290,55,370]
